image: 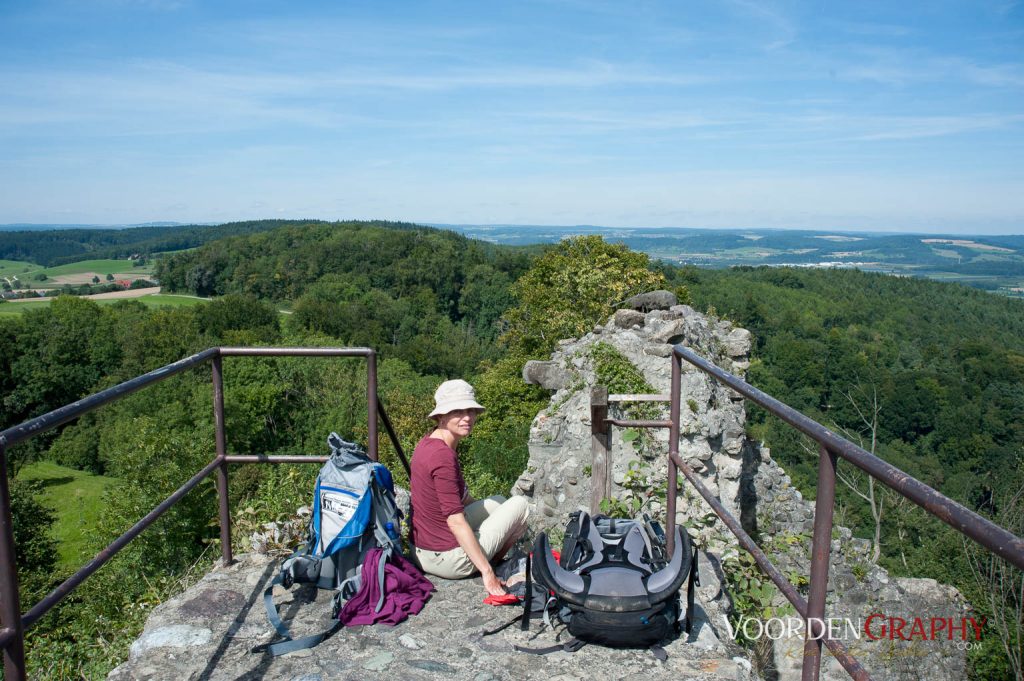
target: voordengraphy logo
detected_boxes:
[724,616,861,642]
[863,614,985,643]
[724,614,986,647]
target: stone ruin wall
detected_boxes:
[511,294,968,681]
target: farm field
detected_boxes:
[1,257,155,288]
[0,291,209,317]
[0,259,41,278]
[17,461,117,569]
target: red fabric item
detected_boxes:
[528,549,561,562]
[483,548,564,606]
[483,593,521,606]
[409,436,468,551]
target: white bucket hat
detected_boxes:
[428,379,485,418]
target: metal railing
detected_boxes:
[0,347,408,681]
[5,343,1022,680]
[589,344,1024,681]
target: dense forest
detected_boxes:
[1,221,1022,678]
[670,264,1024,679]
[0,219,334,267]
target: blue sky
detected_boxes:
[1,1,1022,234]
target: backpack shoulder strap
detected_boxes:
[374,546,392,612]
[369,474,402,553]
[521,551,533,631]
[264,617,342,657]
[684,546,699,634]
[560,511,583,568]
[262,569,343,657]
[514,637,586,655]
[638,521,655,565]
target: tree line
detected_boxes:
[0,219,336,267]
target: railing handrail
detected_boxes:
[664,343,1024,680]
[671,344,1024,571]
[0,346,407,681]
[591,344,1024,681]
[0,347,221,449]
[0,347,377,449]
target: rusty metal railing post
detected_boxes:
[666,355,681,558]
[0,440,27,681]
[590,386,610,515]
[803,444,839,681]
[212,353,232,566]
[367,350,378,462]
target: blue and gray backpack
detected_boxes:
[262,433,403,655]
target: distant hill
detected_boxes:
[6,219,1023,294]
[0,220,320,266]
[439,225,1024,296]
[0,222,194,231]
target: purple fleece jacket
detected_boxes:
[339,548,434,626]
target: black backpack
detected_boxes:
[521,511,698,656]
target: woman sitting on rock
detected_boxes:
[410,379,529,596]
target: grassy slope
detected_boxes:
[1,258,155,288]
[0,293,208,317]
[0,259,41,278]
[42,259,150,276]
[17,461,117,569]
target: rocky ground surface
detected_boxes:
[108,552,756,681]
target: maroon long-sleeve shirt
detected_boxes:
[409,435,467,551]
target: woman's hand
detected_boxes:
[481,567,507,596]
[447,512,506,595]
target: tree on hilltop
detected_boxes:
[501,235,666,355]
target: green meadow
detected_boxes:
[17,461,117,569]
[44,258,154,277]
[1,258,155,288]
[0,293,209,317]
[0,259,40,278]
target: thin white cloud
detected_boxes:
[830,20,912,38]
[723,0,798,50]
[109,0,188,10]
[962,62,1024,88]
[835,47,1024,89]
[849,114,1024,141]
[506,110,734,133]
[319,61,709,90]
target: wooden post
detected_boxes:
[590,386,610,514]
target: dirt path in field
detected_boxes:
[5,286,162,302]
[82,286,162,300]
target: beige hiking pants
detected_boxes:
[414,495,529,579]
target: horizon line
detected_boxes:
[3,220,1021,239]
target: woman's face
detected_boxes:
[437,408,480,438]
